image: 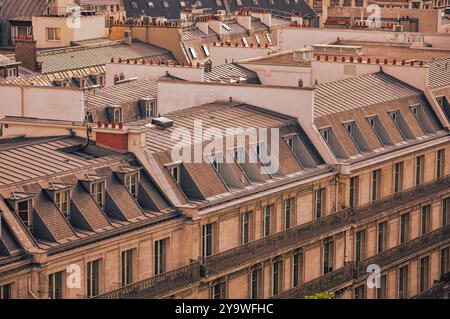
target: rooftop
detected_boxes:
[203,63,260,83]
[428,57,450,89]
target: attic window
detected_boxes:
[90,181,106,209]
[167,165,180,184]
[55,190,70,220]
[265,32,272,44]
[125,172,139,198]
[207,153,223,170]
[242,37,249,47]
[285,136,295,151]
[222,23,231,31]
[216,0,222,5]
[148,1,154,8]
[254,35,260,45]
[367,115,393,146]
[188,47,198,59]
[320,128,330,143]
[236,0,242,6]
[343,121,370,152]
[16,199,32,231]
[179,1,186,7]
[202,45,210,57]
[388,110,414,140]
[162,1,169,8]
[112,107,123,123]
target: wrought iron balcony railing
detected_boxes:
[204,176,450,275]
[414,272,450,299]
[94,262,200,299]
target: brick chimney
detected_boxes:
[94,124,146,153]
[15,38,39,72]
[237,13,252,30]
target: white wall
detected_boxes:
[278,28,450,52]
[238,62,312,87]
[105,62,205,86]
[0,85,84,122]
[73,15,106,41]
[209,46,273,65]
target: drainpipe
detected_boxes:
[27,273,39,299]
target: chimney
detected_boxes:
[204,59,212,73]
[237,14,252,30]
[94,125,146,153]
[123,30,132,45]
[15,38,38,72]
[208,18,224,35]
[197,20,209,35]
[250,11,272,28]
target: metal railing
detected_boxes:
[94,262,200,299]
[414,272,450,299]
[204,176,450,275]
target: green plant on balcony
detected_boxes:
[304,292,335,299]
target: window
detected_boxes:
[154,238,168,275]
[376,275,387,299]
[272,259,282,296]
[286,136,294,151]
[113,108,123,123]
[250,267,262,299]
[145,100,157,117]
[241,211,251,245]
[399,213,410,244]
[437,149,445,178]
[440,247,450,276]
[236,0,242,5]
[231,146,244,163]
[46,27,61,41]
[168,165,180,184]
[264,32,272,43]
[323,238,334,274]
[87,260,100,298]
[121,249,133,286]
[241,37,249,47]
[421,205,431,235]
[16,199,32,230]
[292,251,304,287]
[90,181,105,208]
[201,45,210,57]
[55,190,70,219]
[377,221,388,253]
[212,281,226,299]
[207,153,222,170]
[202,223,214,257]
[355,230,366,262]
[263,205,272,237]
[0,283,12,299]
[125,173,138,198]
[48,271,63,299]
[371,169,382,201]
[222,23,231,31]
[320,128,330,144]
[349,176,359,207]
[188,47,197,59]
[415,155,425,185]
[443,197,450,226]
[254,34,260,45]
[398,265,409,299]
[283,198,294,230]
[314,188,325,219]
[419,256,430,292]
[354,285,365,299]
[367,115,392,146]
[162,1,169,8]
[393,162,404,193]
[6,68,17,78]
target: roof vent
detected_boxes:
[152,117,174,129]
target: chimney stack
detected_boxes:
[15,38,38,72]
[123,30,132,45]
[237,13,252,30]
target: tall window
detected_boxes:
[421,205,431,235]
[355,230,366,262]
[263,205,272,237]
[125,173,138,198]
[284,198,294,230]
[292,251,304,287]
[48,271,63,299]
[168,165,180,184]
[354,285,365,299]
[440,247,450,276]
[399,213,410,244]
[393,162,404,193]
[349,176,359,207]
[202,223,214,257]
[87,260,100,298]
[323,238,334,274]
[121,249,133,286]
[90,181,105,208]
[314,188,325,219]
[154,238,168,275]
[272,259,283,296]
[443,198,450,226]
[0,283,12,299]
[16,199,32,230]
[436,149,445,178]
[415,155,425,185]
[212,281,226,299]
[419,256,430,292]
[371,169,382,201]
[241,211,251,245]
[250,267,262,299]
[398,265,409,299]
[377,222,388,253]
[376,275,387,299]
[55,190,70,219]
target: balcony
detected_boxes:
[274,224,450,299]
[203,176,450,275]
[414,272,450,299]
[94,262,200,299]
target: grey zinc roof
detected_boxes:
[203,63,259,83]
[37,42,174,74]
[314,72,421,118]
[428,58,450,89]
[181,27,218,41]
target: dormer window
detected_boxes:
[114,108,122,123]
[320,128,330,143]
[146,100,157,117]
[188,47,197,60]
[230,146,245,163]
[207,153,222,170]
[108,106,123,123]
[254,35,260,45]
[167,164,180,184]
[16,199,32,231]
[285,136,295,151]
[241,37,249,47]
[125,173,139,198]
[90,181,106,208]
[201,45,210,57]
[55,190,70,219]
[264,32,272,44]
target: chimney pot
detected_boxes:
[97,121,102,127]
[118,122,123,129]
[112,122,116,128]
[104,122,109,128]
